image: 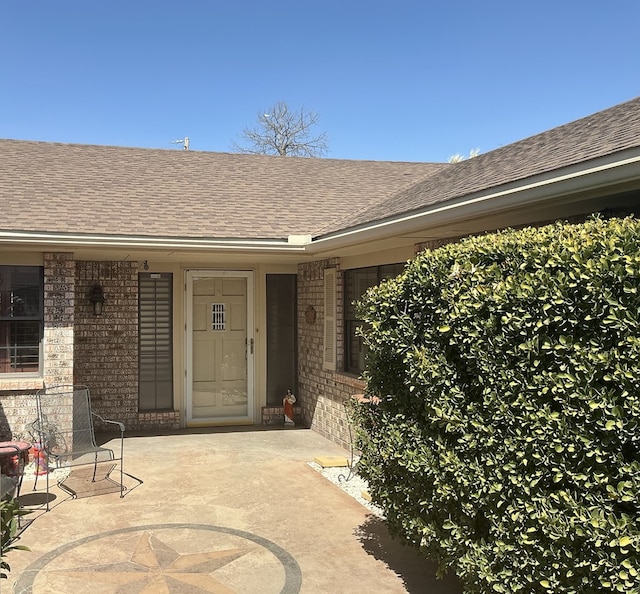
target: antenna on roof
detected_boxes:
[170,137,190,151]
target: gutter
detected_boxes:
[307,150,640,254]
[0,231,310,252]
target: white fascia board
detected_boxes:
[0,232,307,253]
[287,234,312,245]
[307,151,640,254]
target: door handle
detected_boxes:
[250,338,254,355]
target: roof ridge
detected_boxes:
[0,137,446,167]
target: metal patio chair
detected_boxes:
[31,385,126,509]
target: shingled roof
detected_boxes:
[2,96,639,245]
[0,141,444,241]
[316,96,640,236]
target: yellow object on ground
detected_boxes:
[313,455,349,468]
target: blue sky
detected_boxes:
[2,1,639,162]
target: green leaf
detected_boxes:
[354,217,640,593]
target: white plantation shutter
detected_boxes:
[323,268,337,371]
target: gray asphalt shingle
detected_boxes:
[2,96,638,242]
[0,142,444,240]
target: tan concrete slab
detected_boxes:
[7,427,463,593]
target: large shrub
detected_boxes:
[352,217,640,593]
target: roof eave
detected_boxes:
[0,231,309,253]
[307,149,640,254]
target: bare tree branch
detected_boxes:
[232,101,329,157]
[447,147,480,163]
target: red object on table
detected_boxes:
[0,441,31,477]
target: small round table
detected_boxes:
[0,440,31,500]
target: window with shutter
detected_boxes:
[323,268,336,371]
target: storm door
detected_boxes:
[186,271,254,424]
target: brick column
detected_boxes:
[43,252,75,387]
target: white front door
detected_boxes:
[186,271,254,425]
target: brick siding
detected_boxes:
[74,261,180,432]
[297,258,365,450]
[261,405,303,425]
[43,252,75,388]
[74,261,139,431]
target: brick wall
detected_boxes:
[0,391,37,442]
[261,405,303,425]
[74,261,180,432]
[74,261,139,431]
[43,252,75,387]
[297,258,364,450]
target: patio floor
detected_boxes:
[7,427,463,593]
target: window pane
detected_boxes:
[344,264,404,375]
[0,266,43,374]
[380,263,405,280]
[0,320,41,373]
[0,266,42,318]
[345,267,378,319]
[345,320,366,373]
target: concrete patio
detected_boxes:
[6,427,463,593]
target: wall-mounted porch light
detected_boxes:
[88,284,105,316]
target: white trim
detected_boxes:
[185,269,255,425]
[0,232,305,252]
[287,234,312,245]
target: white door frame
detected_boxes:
[185,270,255,425]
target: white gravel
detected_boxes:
[308,459,384,517]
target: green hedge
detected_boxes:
[352,217,640,593]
